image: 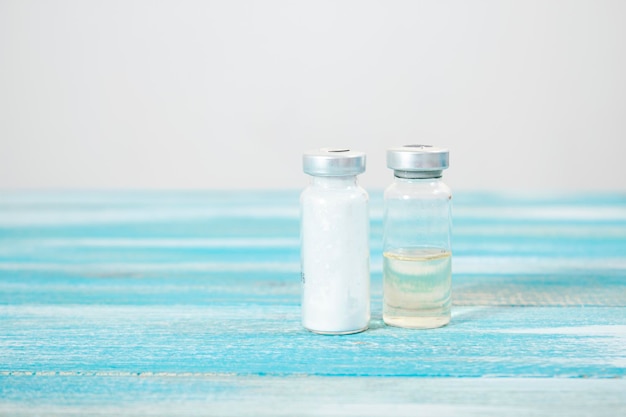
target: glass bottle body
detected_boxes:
[300,176,370,334]
[383,177,452,329]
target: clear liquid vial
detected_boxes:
[383,145,452,329]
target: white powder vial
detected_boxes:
[300,148,370,335]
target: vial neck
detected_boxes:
[311,175,358,189]
[394,176,442,184]
[394,170,442,180]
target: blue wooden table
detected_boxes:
[1,191,625,416]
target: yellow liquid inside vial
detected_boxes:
[383,248,451,329]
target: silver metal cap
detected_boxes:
[303,148,366,176]
[387,144,449,179]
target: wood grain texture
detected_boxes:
[2,377,625,417]
[1,305,624,377]
[0,191,625,414]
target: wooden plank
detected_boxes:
[1,305,624,377]
[1,268,625,307]
[1,376,625,416]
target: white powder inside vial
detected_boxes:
[300,177,370,334]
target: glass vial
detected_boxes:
[300,148,370,334]
[383,145,452,329]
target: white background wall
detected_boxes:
[1,0,625,191]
